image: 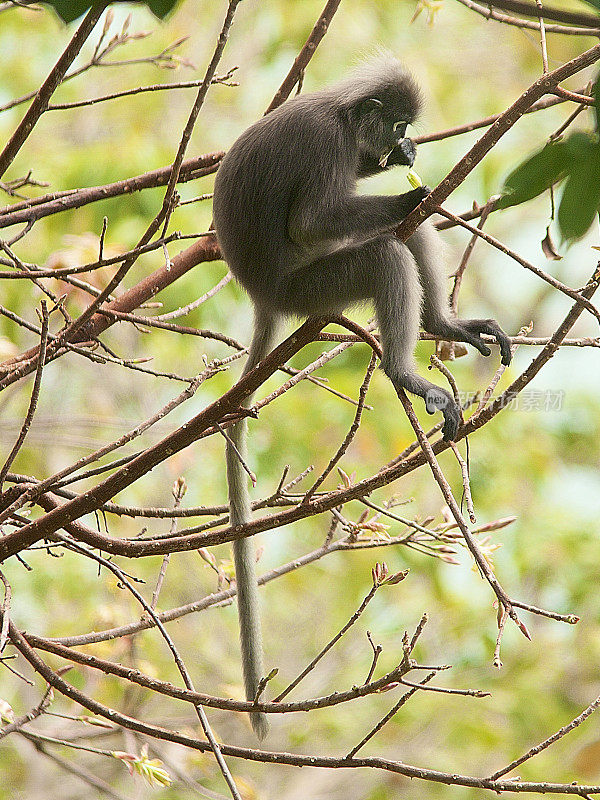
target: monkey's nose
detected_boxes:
[396,138,416,167]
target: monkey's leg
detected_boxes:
[407,221,512,367]
[373,238,462,441]
[279,237,461,440]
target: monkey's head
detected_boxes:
[341,57,422,168]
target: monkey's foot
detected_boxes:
[392,373,461,442]
[423,386,461,441]
[434,318,512,367]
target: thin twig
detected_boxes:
[408,613,429,654]
[468,0,600,27]
[449,442,476,523]
[0,569,11,653]
[363,631,382,685]
[46,69,238,110]
[493,609,509,669]
[535,0,549,73]
[216,421,256,486]
[488,695,600,780]
[398,677,489,697]
[473,323,532,416]
[19,735,129,800]
[303,351,377,502]
[450,200,494,316]
[347,670,438,758]
[0,300,49,491]
[454,0,600,36]
[273,579,381,702]
[149,478,186,611]
[414,93,573,145]
[152,272,233,321]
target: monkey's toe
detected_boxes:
[453,319,512,366]
[423,387,461,441]
[441,403,461,442]
[497,335,512,366]
[474,338,492,357]
[477,320,512,366]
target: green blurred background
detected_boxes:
[1,1,600,798]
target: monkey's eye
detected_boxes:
[393,120,408,137]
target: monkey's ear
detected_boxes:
[362,97,383,113]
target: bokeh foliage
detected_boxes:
[1,1,600,798]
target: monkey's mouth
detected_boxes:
[379,139,416,169]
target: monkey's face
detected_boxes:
[354,95,417,168]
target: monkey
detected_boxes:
[212,56,512,738]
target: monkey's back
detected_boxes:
[213,95,351,305]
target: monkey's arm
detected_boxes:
[407,221,513,366]
[288,186,427,250]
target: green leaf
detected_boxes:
[42,0,179,23]
[496,141,569,210]
[42,0,93,22]
[557,135,600,241]
[581,0,600,12]
[146,0,180,16]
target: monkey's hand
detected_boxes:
[397,185,431,218]
[427,317,512,367]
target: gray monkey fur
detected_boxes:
[212,56,511,738]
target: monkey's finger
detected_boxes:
[459,331,492,357]
[473,338,492,357]
[481,329,512,366]
[469,320,512,366]
[495,333,513,367]
[441,404,461,441]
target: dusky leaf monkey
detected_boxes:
[212,56,512,738]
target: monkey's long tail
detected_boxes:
[227,311,279,740]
